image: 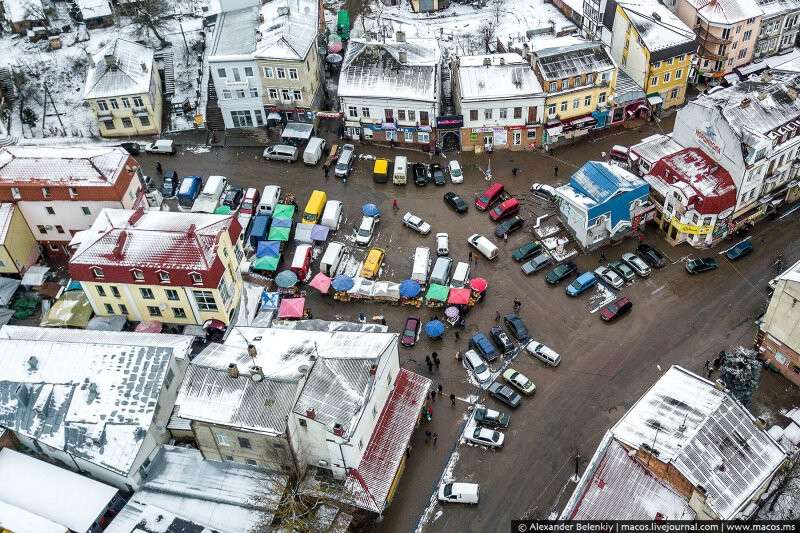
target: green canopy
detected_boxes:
[273,204,295,219]
[252,255,280,271]
[425,283,449,302]
[40,290,93,328]
[214,205,232,214]
[268,226,290,241]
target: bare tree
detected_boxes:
[477,20,496,53]
[121,0,172,49]
[757,456,800,518]
[490,0,505,25]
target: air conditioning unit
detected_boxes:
[318,460,329,467]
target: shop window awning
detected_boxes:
[647,95,664,105]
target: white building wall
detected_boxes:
[460,97,543,129]
[210,59,266,129]
[19,199,133,242]
[340,96,439,128]
[611,13,649,89]
[558,197,590,247]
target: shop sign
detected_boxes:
[671,216,713,235]
[436,115,463,128]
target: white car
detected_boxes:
[530,183,557,199]
[466,233,499,260]
[436,232,449,256]
[402,212,431,235]
[594,265,624,289]
[622,252,652,277]
[438,482,479,504]
[143,139,175,154]
[355,216,378,246]
[464,349,492,383]
[525,340,561,366]
[464,426,505,448]
[448,160,464,184]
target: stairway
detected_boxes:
[154,50,176,97]
[0,68,15,102]
[441,64,453,115]
[204,76,226,132]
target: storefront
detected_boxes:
[436,115,463,152]
[544,121,563,146]
[265,106,314,125]
[346,120,434,150]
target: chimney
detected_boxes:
[398,50,407,64]
[306,408,316,419]
[499,56,505,65]
[228,363,239,378]
[369,364,377,376]
[140,61,147,72]
[247,344,257,359]
[27,356,38,371]
[754,416,768,429]
[187,223,196,236]
[652,12,661,21]
[127,207,145,226]
[333,423,345,437]
[787,87,798,100]
[483,57,492,66]
[714,379,725,391]
[104,54,116,69]
[396,30,405,43]
[740,97,751,108]
[250,366,264,382]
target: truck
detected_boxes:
[191,175,228,213]
[248,214,270,249]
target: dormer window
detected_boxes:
[10,187,20,200]
[69,187,78,198]
[42,187,51,198]
[131,269,144,281]
[190,272,203,285]
[158,270,170,283]
[91,267,104,279]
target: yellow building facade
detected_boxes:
[0,203,39,275]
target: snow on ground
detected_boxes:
[535,224,561,239]
[414,450,461,533]
[587,282,615,313]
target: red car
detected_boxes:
[475,183,504,211]
[401,316,421,347]
[489,198,520,221]
[600,296,633,322]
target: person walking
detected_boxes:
[503,233,508,244]
[495,310,501,322]
[392,199,399,212]
[455,350,462,362]
[433,358,440,370]
[323,165,330,179]
[450,393,456,406]
[454,330,460,340]
[432,432,438,445]
[156,161,163,175]
[513,298,521,312]
[512,167,519,176]
[430,390,436,402]
[437,383,443,395]
[425,355,433,373]
[554,165,559,177]
[425,430,431,444]
[432,351,439,362]
[468,251,473,263]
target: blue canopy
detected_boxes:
[272,217,293,228]
[362,203,380,217]
[275,270,299,288]
[425,319,445,338]
[256,240,281,258]
[261,291,280,310]
[399,279,421,298]
[331,275,354,291]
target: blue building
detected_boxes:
[555,161,650,250]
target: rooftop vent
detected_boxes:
[298,364,310,375]
[306,407,316,419]
[369,364,377,376]
[396,30,405,43]
[740,97,751,108]
[128,207,145,226]
[104,54,116,69]
[499,56,505,65]
[228,363,239,378]
[398,50,407,64]
[483,57,492,66]
[250,366,264,382]
[333,423,345,437]
[247,344,257,359]
[27,356,38,371]
[652,12,661,21]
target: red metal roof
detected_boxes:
[649,148,736,215]
[346,368,431,513]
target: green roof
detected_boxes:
[268,226,290,241]
[273,204,295,219]
[425,283,449,302]
[252,255,280,271]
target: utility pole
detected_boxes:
[178,17,189,66]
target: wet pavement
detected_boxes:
[137,115,800,533]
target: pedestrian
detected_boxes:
[425,354,432,366]
[600,252,606,263]
[381,318,387,326]
[495,310,501,321]
[513,298,521,312]
[437,383,443,395]
[156,161,163,175]
[430,390,436,402]
[432,432,438,445]
[433,358,440,370]
[425,430,431,444]
[503,233,508,243]
[454,330,460,340]
[450,393,456,406]
[554,165,559,177]
[426,405,433,421]
[426,358,433,373]
[456,350,462,362]
[358,313,366,324]
[512,167,519,176]
[392,199,399,212]
[432,351,439,362]
[468,251,473,263]
[406,445,411,458]
[323,165,330,179]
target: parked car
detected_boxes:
[438,482,479,504]
[262,144,298,162]
[490,326,514,354]
[622,252,652,277]
[431,163,446,185]
[464,426,505,448]
[503,314,529,341]
[725,240,754,261]
[525,340,561,366]
[494,216,524,238]
[221,186,243,210]
[475,183,504,211]
[609,260,635,282]
[144,139,175,154]
[436,233,449,256]
[487,382,522,408]
[566,272,597,296]
[686,257,718,274]
[530,182,557,200]
[334,144,355,178]
[469,332,499,363]
[400,316,420,347]
[512,242,541,262]
[444,192,468,213]
[464,349,492,383]
[355,215,378,246]
[502,368,536,395]
[521,253,552,275]
[545,261,577,284]
[473,405,510,428]
[360,247,385,279]
[119,141,141,155]
[448,160,464,183]
[161,170,179,197]
[467,234,499,260]
[413,163,430,186]
[594,265,624,289]
[637,244,667,268]
[402,212,432,235]
[600,296,633,322]
[489,198,520,222]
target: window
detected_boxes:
[55,225,64,234]
[158,271,170,282]
[650,76,658,87]
[249,87,258,98]
[42,187,50,198]
[677,55,684,62]
[746,16,755,24]
[675,69,683,80]
[122,117,133,128]
[722,27,731,39]
[246,459,257,465]
[268,88,278,99]
[97,100,109,111]
[147,306,162,317]
[276,67,286,79]
[194,290,218,311]
[69,187,77,198]
[111,286,120,297]
[404,130,413,143]
[104,303,114,313]
[45,206,55,215]
[173,307,187,319]
[418,132,430,143]
[119,304,128,314]
[238,437,252,449]
[235,89,246,99]
[263,67,273,78]
[230,110,253,128]
[527,129,536,139]
[549,81,557,92]
[140,287,154,299]
[107,99,119,111]
[560,101,568,112]
[232,67,241,82]
[293,90,302,100]
[419,111,429,126]
[663,72,671,83]
[281,89,291,101]
[574,75,581,86]
[652,61,661,69]
[385,130,396,141]
[499,108,507,119]
[470,109,478,121]
[361,107,370,118]
[738,49,747,60]
[666,58,673,65]
[254,110,264,126]
[572,98,580,109]
[484,108,492,119]
[96,285,106,297]
[216,433,230,446]
[165,289,179,301]
[132,269,145,281]
[92,267,104,279]
[562,78,569,89]
[218,277,232,303]
[222,89,232,100]
[139,116,150,127]
[299,418,307,427]
[164,368,175,389]
[191,272,203,285]
[743,30,752,40]
[671,87,680,99]
[289,68,298,79]
[408,110,416,121]
[82,207,91,215]
[584,95,592,107]
[599,92,606,104]
[244,66,254,77]
[37,225,47,234]
[397,109,406,121]
[103,119,115,130]
[514,107,522,119]
[217,68,227,78]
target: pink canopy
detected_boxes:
[278,297,306,319]
[447,288,472,305]
[469,277,488,292]
[135,321,162,333]
[309,272,332,294]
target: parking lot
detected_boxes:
[138,117,800,533]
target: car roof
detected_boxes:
[482,183,504,195]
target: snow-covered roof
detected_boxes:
[0,203,13,243]
[567,161,648,207]
[2,0,43,24]
[76,0,111,19]
[630,133,684,164]
[0,500,64,533]
[0,448,117,532]
[618,0,696,54]
[612,366,787,519]
[0,326,192,478]
[457,53,543,102]
[255,0,318,60]
[566,437,696,520]
[105,445,287,533]
[648,148,737,214]
[338,38,440,103]
[70,208,239,272]
[686,0,763,24]
[0,145,131,187]
[84,39,154,99]
[209,6,258,58]
[758,0,800,17]
[534,39,616,80]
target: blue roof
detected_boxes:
[570,162,647,204]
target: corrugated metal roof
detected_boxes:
[84,39,154,99]
[686,0,762,24]
[0,203,14,243]
[570,161,648,204]
[0,146,130,186]
[630,133,684,164]
[535,40,615,80]
[209,6,258,58]
[255,0,318,60]
[619,0,696,53]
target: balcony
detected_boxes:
[697,44,728,63]
[694,24,732,46]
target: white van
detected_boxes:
[393,156,408,185]
[467,233,499,260]
[321,200,343,231]
[320,241,345,276]
[430,256,453,286]
[144,139,175,154]
[257,185,282,216]
[303,137,326,166]
[436,232,449,256]
[451,262,471,288]
[438,482,479,504]
[411,247,431,284]
[191,175,228,213]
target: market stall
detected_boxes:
[424,284,449,307]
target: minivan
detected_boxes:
[467,234,499,260]
[263,144,298,162]
[291,244,313,280]
[257,185,282,216]
[321,200,343,231]
[176,175,202,208]
[430,256,453,286]
[438,482,479,505]
[239,188,260,220]
[303,137,326,165]
[393,156,408,185]
[464,349,492,382]
[335,144,355,178]
[320,241,345,277]
[475,183,504,211]
[303,190,328,224]
[450,262,470,288]
[566,272,597,296]
[411,247,431,284]
[525,340,561,366]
